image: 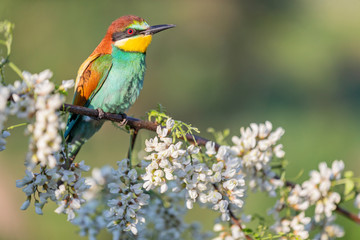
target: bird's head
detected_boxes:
[104,15,175,53]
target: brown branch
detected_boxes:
[61,103,213,147]
[60,103,360,228]
[336,205,360,224]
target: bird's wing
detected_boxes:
[64,54,113,139]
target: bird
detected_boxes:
[64,15,175,160]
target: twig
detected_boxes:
[60,103,360,228]
[61,103,214,147]
[336,205,360,224]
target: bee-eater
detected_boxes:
[64,15,175,160]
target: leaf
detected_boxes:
[344,191,355,201]
[344,179,355,196]
[344,171,354,178]
[207,127,215,133]
[242,228,253,233]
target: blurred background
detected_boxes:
[1,0,360,239]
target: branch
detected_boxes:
[61,103,214,147]
[336,205,360,224]
[60,103,360,227]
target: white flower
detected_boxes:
[20,198,31,210]
[213,223,224,232]
[212,162,224,172]
[206,141,217,156]
[59,79,74,91]
[223,179,238,191]
[156,125,168,138]
[271,212,310,239]
[55,200,66,214]
[35,202,44,215]
[62,170,76,184]
[273,144,285,158]
[287,185,310,211]
[315,192,340,219]
[212,223,245,240]
[166,118,175,130]
[55,184,66,199]
[331,160,344,180]
[208,191,222,204]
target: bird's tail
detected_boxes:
[64,115,105,161]
[65,135,85,161]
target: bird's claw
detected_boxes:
[97,108,105,120]
[119,113,128,126]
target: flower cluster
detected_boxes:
[231,121,285,197]
[16,159,90,221]
[72,159,150,239]
[269,160,345,239]
[142,119,247,221]
[205,145,246,221]
[270,211,311,239]
[301,161,344,221]
[212,218,250,240]
[213,224,245,240]
[0,70,73,169]
[71,166,113,240]
[23,71,73,168]
[138,197,212,240]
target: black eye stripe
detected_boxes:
[112,29,143,41]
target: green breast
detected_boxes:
[89,45,146,113]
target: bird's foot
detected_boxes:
[119,112,128,126]
[97,108,105,120]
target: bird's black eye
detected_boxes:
[127,28,135,35]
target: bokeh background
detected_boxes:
[1,0,360,239]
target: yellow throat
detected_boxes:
[114,35,152,53]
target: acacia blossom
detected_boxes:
[142,119,247,221]
[231,121,285,197]
[72,159,150,239]
[16,158,90,221]
[0,70,74,168]
[270,160,345,239]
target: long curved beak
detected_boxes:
[143,24,176,35]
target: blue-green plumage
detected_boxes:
[65,46,146,158]
[89,46,146,113]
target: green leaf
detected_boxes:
[344,191,355,201]
[344,171,354,178]
[242,228,253,233]
[344,179,355,196]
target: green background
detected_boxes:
[1,0,360,239]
